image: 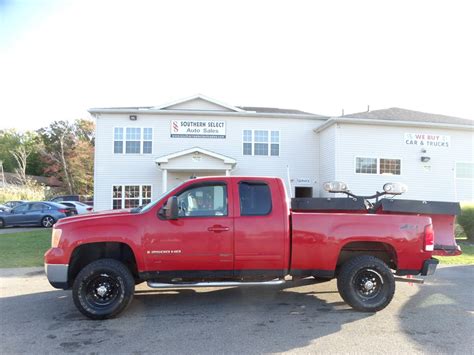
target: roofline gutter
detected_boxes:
[88,108,328,120]
[314,117,474,132]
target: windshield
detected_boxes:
[139,182,186,213]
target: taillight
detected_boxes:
[86,207,93,211]
[424,224,435,252]
[58,209,67,213]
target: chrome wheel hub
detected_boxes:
[364,280,374,291]
[96,285,108,297]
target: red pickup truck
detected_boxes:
[44,176,461,319]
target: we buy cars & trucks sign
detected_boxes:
[405,133,450,148]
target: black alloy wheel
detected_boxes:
[337,255,395,312]
[72,259,135,320]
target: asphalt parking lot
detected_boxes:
[0,265,473,354]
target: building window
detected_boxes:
[112,185,152,209]
[126,128,141,154]
[114,128,124,153]
[243,130,252,155]
[143,128,153,154]
[242,130,279,156]
[356,157,401,175]
[356,157,377,174]
[380,159,401,175]
[114,127,152,154]
[456,162,474,179]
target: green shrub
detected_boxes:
[457,204,474,242]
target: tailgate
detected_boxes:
[376,199,462,256]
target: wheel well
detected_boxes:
[68,242,138,286]
[337,241,398,271]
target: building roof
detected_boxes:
[237,106,322,116]
[343,107,473,126]
[89,94,325,118]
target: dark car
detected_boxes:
[0,202,77,228]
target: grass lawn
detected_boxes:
[0,229,51,268]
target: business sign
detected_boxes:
[170,120,226,138]
[405,133,450,148]
[293,178,313,186]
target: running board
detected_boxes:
[147,279,286,289]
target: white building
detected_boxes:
[89,95,473,211]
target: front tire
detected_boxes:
[72,259,135,320]
[337,255,395,312]
[0,218,5,228]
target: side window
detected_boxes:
[176,184,227,217]
[13,204,29,213]
[239,182,272,216]
[29,203,44,211]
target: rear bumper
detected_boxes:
[44,263,69,289]
[421,258,438,276]
[397,258,439,276]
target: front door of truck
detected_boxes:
[145,181,234,276]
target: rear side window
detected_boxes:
[239,182,272,216]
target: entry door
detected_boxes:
[145,182,234,276]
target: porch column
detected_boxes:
[162,169,168,193]
[225,169,231,176]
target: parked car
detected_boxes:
[0,204,11,212]
[0,202,77,228]
[50,195,93,207]
[60,201,93,214]
[4,200,28,209]
[45,176,460,319]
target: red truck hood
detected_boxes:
[55,209,132,226]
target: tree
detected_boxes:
[38,119,95,195]
[0,130,45,177]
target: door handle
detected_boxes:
[208,225,230,232]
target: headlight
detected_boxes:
[383,182,408,195]
[323,181,349,193]
[51,228,62,248]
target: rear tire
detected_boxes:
[41,216,55,228]
[337,255,395,312]
[72,259,135,320]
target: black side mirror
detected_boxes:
[163,196,179,220]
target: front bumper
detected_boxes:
[420,258,438,276]
[44,263,69,289]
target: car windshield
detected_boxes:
[139,182,186,213]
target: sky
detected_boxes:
[1,0,473,130]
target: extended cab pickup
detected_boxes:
[44,176,461,319]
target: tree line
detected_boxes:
[0,119,94,196]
